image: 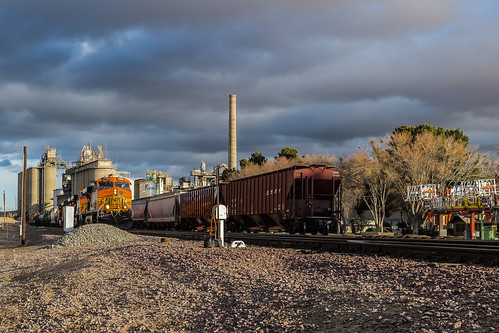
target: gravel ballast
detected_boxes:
[0,224,497,332]
[48,223,147,248]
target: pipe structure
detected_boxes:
[22,146,26,246]
[228,94,237,171]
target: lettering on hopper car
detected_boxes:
[266,188,281,196]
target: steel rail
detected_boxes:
[130,229,499,264]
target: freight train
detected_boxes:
[133,165,342,234]
[75,176,133,228]
[34,175,133,229]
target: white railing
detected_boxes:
[408,179,498,209]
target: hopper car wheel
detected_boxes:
[299,222,306,235]
[119,219,133,230]
[287,220,300,234]
[85,213,95,224]
[321,224,329,236]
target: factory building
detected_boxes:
[177,162,217,190]
[134,162,216,199]
[134,170,174,200]
[18,144,130,216]
[63,143,123,197]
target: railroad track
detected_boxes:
[131,229,499,264]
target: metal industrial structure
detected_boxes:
[63,144,120,198]
[17,146,74,215]
[190,161,216,188]
[407,179,499,240]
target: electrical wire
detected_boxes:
[0,148,22,155]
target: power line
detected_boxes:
[0,148,22,155]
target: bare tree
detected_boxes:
[343,140,395,232]
[339,156,368,233]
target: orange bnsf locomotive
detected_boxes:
[76,176,133,229]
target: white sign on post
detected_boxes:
[213,205,227,220]
[63,206,75,233]
[212,205,228,247]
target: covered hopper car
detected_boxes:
[132,165,341,234]
[222,165,341,234]
[132,193,178,229]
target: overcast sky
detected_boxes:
[1,0,499,210]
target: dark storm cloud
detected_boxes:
[1,0,499,199]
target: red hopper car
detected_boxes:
[133,165,341,234]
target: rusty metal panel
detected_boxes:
[247,177,251,214]
[179,186,217,220]
[281,171,285,209]
[269,174,273,212]
[282,170,287,211]
[266,174,271,213]
[236,180,240,215]
[256,177,264,214]
[249,178,252,213]
[242,179,246,214]
[251,177,255,214]
[274,174,278,213]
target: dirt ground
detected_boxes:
[0,221,63,251]
[0,224,497,332]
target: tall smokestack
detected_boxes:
[228,94,237,170]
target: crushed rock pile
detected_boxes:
[48,223,147,248]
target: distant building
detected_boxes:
[134,179,157,199]
[133,170,174,199]
[17,147,58,215]
[190,161,216,188]
[63,143,120,197]
[176,161,217,191]
[178,177,191,190]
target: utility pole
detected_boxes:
[3,190,5,225]
[21,146,26,246]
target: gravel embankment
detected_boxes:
[0,224,497,332]
[47,223,148,248]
